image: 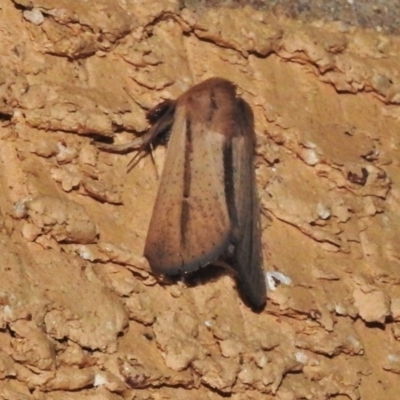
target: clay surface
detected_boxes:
[1,1,400,399]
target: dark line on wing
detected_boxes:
[206,89,217,122]
[237,98,255,144]
[180,117,193,249]
[223,140,240,243]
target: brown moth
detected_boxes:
[97,78,267,308]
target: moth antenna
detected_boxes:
[149,144,156,178]
[127,145,148,172]
[149,143,162,180]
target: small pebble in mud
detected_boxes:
[316,203,331,220]
[23,9,44,25]
[300,147,319,166]
[77,245,95,261]
[13,199,30,219]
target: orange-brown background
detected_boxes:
[1,1,400,399]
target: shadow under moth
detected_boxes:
[98,78,267,309]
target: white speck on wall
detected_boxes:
[266,271,292,291]
[77,246,94,261]
[316,203,331,220]
[13,199,30,219]
[295,351,308,364]
[387,354,400,362]
[94,373,108,387]
[4,305,12,317]
[301,148,319,166]
[105,322,114,331]
[335,304,346,315]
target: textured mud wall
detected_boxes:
[1,1,400,399]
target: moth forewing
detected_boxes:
[144,92,232,275]
[228,98,266,308]
[143,104,189,273]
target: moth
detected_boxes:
[97,78,267,308]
